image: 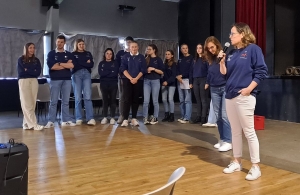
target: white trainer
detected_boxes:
[218,142,232,152]
[22,124,29,130]
[223,161,242,174]
[202,123,218,127]
[131,118,139,126]
[33,125,44,131]
[76,120,83,125]
[214,140,223,149]
[101,117,108,125]
[44,122,54,129]
[245,165,261,181]
[61,121,76,127]
[110,118,116,125]
[87,119,96,126]
[121,120,129,127]
[117,115,124,124]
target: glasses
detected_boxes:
[229,32,239,36]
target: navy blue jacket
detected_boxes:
[144,57,164,80]
[116,50,129,78]
[98,60,119,83]
[207,60,226,87]
[189,57,208,84]
[47,50,74,80]
[72,51,94,74]
[17,56,41,79]
[225,44,268,99]
[177,55,193,79]
[120,53,147,80]
[162,62,177,86]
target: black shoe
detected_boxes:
[150,117,158,125]
[190,116,201,124]
[162,112,170,122]
[168,113,174,122]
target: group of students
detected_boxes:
[18,22,267,181]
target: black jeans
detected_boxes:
[193,77,210,117]
[100,81,118,117]
[122,78,143,120]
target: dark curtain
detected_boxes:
[236,0,266,54]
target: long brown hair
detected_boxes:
[164,50,176,66]
[203,36,222,64]
[145,44,158,66]
[73,39,85,52]
[22,42,36,63]
[232,22,256,48]
[194,43,204,61]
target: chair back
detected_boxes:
[143,167,186,195]
[37,83,50,102]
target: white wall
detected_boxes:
[59,0,178,41]
[0,0,47,30]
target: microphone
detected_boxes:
[217,42,230,63]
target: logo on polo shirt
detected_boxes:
[154,60,158,64]
[55,56,58,61]
[240,51,247,59]
[65,56,68,60]
[74,55,78,58]
[227,54,233,61]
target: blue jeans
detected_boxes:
[143,79,160,118]
[161,86,175,113]
[177,83,192,120]
[207,100,217,124]
[48,80,73,122]
[72,69,94,121]
[210,86,232,143]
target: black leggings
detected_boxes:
[100,82,118,117]
[122,79,143,120]
[193,77,210,117]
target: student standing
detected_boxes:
[72,39,96,126]
[18,42,44,130]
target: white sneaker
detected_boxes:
[131,118,139,126]
[44,122,54,129]
[87,119,96,126]
[214,140,223,149]
[218,142,232,152]
[110,118,116,125]
[121,120,129,127]
[61,121,76,126]
[22,124,29,130]
[143,117,150,125]
[76,120,83,125]
[245,165,261,181]
[180,118,189,124]
[177,117,184,122]
[202,123,217,127]
[223,161,242,174]
[101,117,108,124]
[33,125,44,131]
[117,115,124,124]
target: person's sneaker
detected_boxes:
[61,121,76,127]
[22,124,29,130]
[218,142,232,152]
[33,125,44,131]
[223,161,242,174]
[245,165,261,181]
[76,120,83,125]
[87,119,96,126]
[131,118,139,126]
[180,118,189,124]
[150,117,158,125]
[214,140,223,149]
[110,118,116,125]
[117,115,124,124]
[143,117,150,125]
[202,123,218,127]
[148,115,154,122]
[177,117,184,122]
[101,117,108,125]
[44,121,54,129]
[121,120,129,127]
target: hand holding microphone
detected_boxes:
[217,42,230,64]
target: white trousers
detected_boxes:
[225,95,260,163]
[18,78,38,128]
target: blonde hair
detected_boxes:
[233,22,256,48]
[203,36,222,65]
[73,39,85,52]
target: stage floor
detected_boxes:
[0,120,300,194]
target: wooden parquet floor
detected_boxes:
[0,123,299,195]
